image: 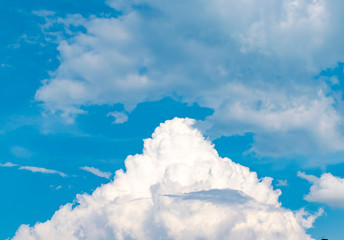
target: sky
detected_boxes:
[1,0,344,239]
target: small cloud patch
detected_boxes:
[80,166,112,179]
[106,111,128,124]
[298,171,344,208]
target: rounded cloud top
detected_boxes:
[13,118,314,240]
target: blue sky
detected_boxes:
[1,0,344,239]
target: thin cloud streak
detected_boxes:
[19,166,67,177]
[0,162,17,167]
[80,166,112,179]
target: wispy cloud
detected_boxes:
[275,179,288,187]
[10,146,33,159]
[0,162,17,167]
[106,111,128,124]
[80,166,112,179]
[1,63,12,68]
[19,166,66,177]
[32,10,55,17]
[0,162,66,177]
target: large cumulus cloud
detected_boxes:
[13,118,318,239]
[34,0,344,158]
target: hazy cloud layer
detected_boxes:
[10,146,33,159]
[298,171,344,208]
[13,118,318,240]
[34,0,344,158]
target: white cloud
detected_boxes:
[19,166,67,177]
[34,0,344,158]
[80,166,112,179]
[276,179,288,187]
[106,111,128,124]
[298,171,344,208]
[295,208,324,229]
[13,118,319,239]
[0,162,17,167]
[0,162,67,177]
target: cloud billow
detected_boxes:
[13,118,318,239]
[298,171,344,208]
[34,0,344,158]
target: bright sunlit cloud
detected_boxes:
[298,171,344,208]
[13,118,320,240]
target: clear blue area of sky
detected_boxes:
[0,1,343,239]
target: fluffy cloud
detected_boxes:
[298,171,344,208]
[13,118,318,239]
[34,0,344,157]
[80,166,112,179]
